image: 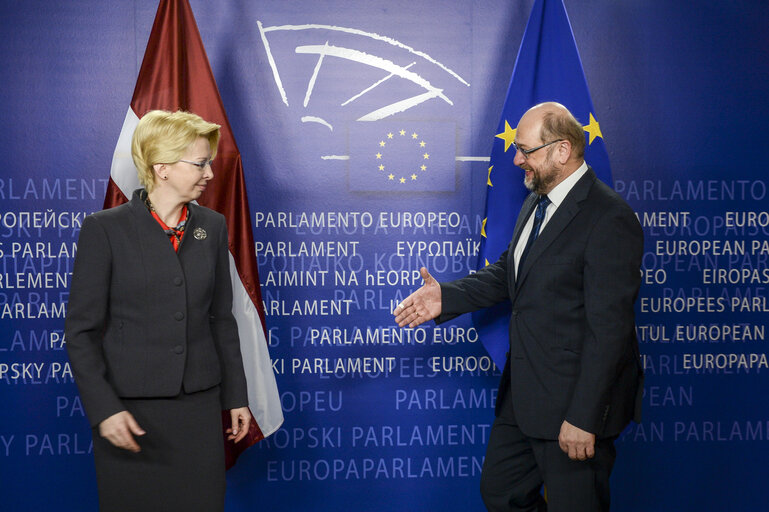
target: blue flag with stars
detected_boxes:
[473,0,611,370]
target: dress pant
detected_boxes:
[480,389,616,512]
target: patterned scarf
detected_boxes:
[144,193,188,252]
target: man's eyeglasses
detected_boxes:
[178,159,214,170]
[512,140,563,159]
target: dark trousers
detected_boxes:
[480,390,616,512]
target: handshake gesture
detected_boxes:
[392,267,442,328]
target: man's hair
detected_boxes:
[539,107,585,160]
[131,110,221,192]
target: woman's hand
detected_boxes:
[227,407,252,443]
[98,411,146,452]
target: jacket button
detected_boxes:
[173,345,184,354]
[173,277,183,286]
[512,310,519,317]
[174,311,185,321]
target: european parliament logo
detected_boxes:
[256,21,470,192]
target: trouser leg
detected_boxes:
[480,390,546,512]
[529,435,616,512]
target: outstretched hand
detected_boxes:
[393,267,442,328]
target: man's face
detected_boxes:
[513,114,560,195]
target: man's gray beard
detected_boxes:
[524,165,559,194]
[524,177,536,192]
[524,171,550,195]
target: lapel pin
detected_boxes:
[193,227,207,240]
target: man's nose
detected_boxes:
[513,149,526,167]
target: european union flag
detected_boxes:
[474,0,612,369]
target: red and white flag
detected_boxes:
[105,0,283,468]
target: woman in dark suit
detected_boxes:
[66,110,251,511]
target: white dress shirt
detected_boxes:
[514,161,588,277]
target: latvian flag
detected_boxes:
[104,0,283,468]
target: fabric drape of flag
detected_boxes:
[473,0,612,370]
[105,0,283,468]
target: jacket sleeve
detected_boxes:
[564,203,643,433]
[65,215,125,427]
[210,218,249,410]
[436,241,512,324]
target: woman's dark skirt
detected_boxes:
[92,386,225,512]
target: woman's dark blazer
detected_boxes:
[65,189,249,427]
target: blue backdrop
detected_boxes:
[1,1,768,510]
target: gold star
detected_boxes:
[379,164,385,171]
[411,174,417,180]
[420,164,426,171]
[411,132,418,139]
[423,153,429,160]
[399,177,406,183]
[485,258,490,266]
[481,217,487,237]
[583,113,603,144]
[399,129,406,136]
[387,132,394,139]
[495,120,516,152]
[388,174,395,180]
[376,152,382,159]
[379,141,386,147]
[487,165,493,186]
[419,141,426,147]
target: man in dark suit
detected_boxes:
[394,102,643,512]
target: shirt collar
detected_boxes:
[545,161,588,208]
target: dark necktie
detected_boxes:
[517,195,551,273]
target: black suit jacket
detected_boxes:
[65,190,249,427]
[438,168,643,439]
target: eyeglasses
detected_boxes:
[178,159,214,170]
[512,140,563,159]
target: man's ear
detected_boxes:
[556,140,572,165]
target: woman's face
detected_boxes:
[162,136,213,203]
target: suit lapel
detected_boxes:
[509,193,538,293]
[177,203,197,254]
[515,168,597,289]
[177,202,210,259]
[512,193,539,250]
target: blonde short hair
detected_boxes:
[131,110,221,192]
